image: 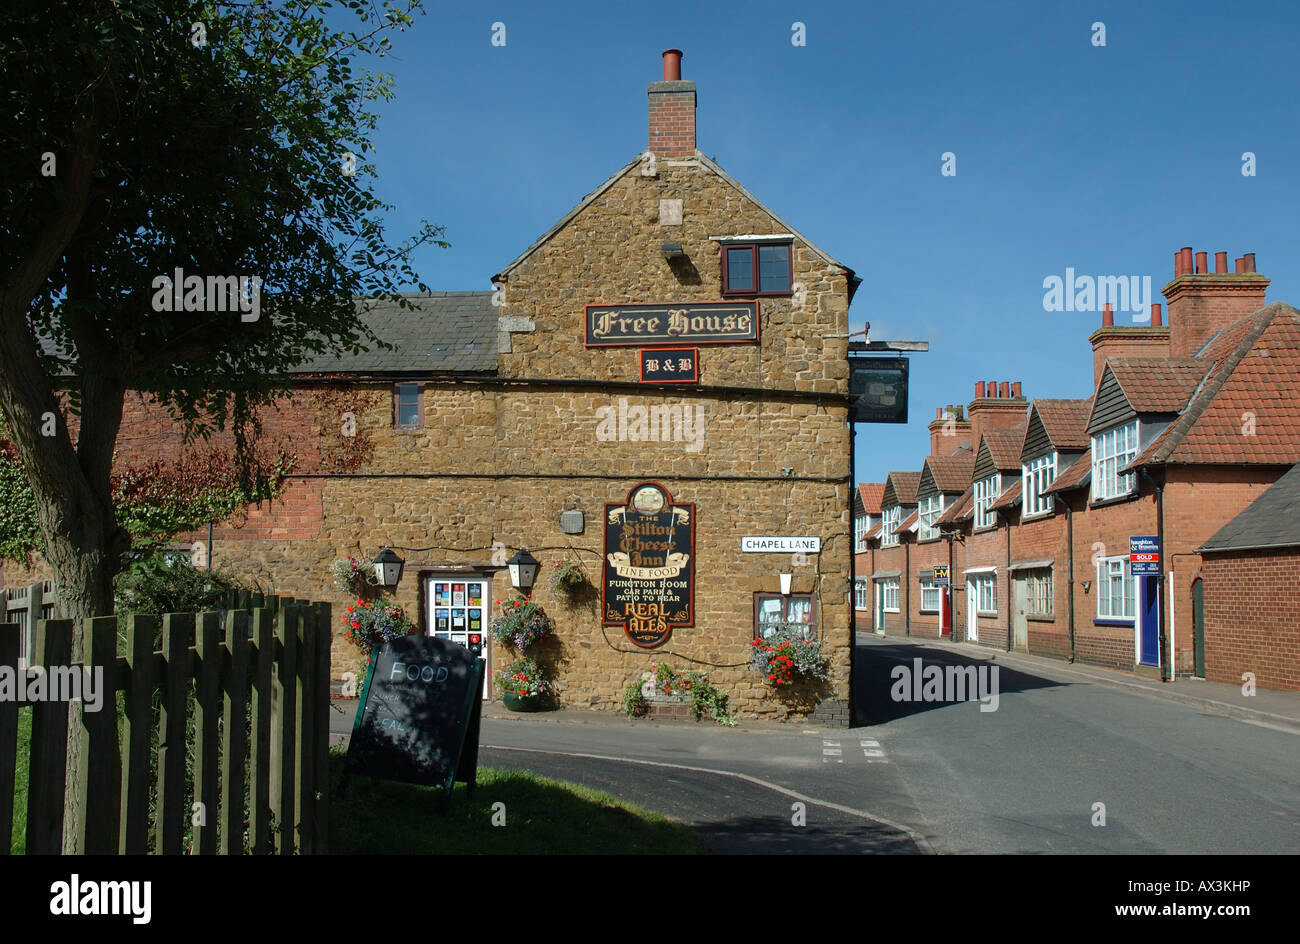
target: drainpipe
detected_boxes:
[1064,499,1075,662]
[1004,512,1012,652]
[946,531,955,642]
[849,424,857,725]
[1148,468,1170,682]
[904,541,911,636]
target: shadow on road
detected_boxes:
[855,641,1067,726]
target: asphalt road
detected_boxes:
[329,637,1300,854]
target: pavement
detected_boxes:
[865,631,1300,734]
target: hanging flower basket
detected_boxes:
[489,598,554,651]
[548,557,590,596]
[343,596,417,656]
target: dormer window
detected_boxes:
[1091,420,1139,501]
[721,242,792,296]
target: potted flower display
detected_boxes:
[488,597,554,651]
[495,657,552,711]
[331,554,378,598]
[750,624,830,687]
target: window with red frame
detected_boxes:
[721,242,792,297]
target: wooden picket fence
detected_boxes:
[0,591,331,855]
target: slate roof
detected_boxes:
[291,292,498,374]
[1200,461,1300,552]
[982,425,1026,471]
[1131,304,1300,467]
[923,453,977,495]
[857,483,886,515]
[1033,398,1093,450]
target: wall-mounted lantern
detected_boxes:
[372,548,405,588]
[507,549,540,596]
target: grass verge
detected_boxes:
[330,750,700,854]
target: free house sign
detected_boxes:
[602,482,695,648]
[585,301,759,347]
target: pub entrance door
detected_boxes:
[426,575,491,698]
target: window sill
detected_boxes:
[883,609,900,614]
[1026,614,1055,623]
[722,291,792,300]
[1093,618,1135,626]
[1089,491,1140,510]
[976,611,998,617]
[1020,509,1054,522]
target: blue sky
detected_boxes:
[360,0,1300,482]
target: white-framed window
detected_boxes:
[973,473,1001,529]
[854,514,871,552]
[972,573,997,614]
[1025,567,1053,617]
[920,578,941,613]
[917,494,945,541]
[1023,452,1057,517]
[1096,556,1135,620]
[878,578,900,613]
[1091,420,1139,501]
[881,505,901,547]
[854,579,868,610]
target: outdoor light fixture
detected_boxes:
[1082,579,1092,594]
[372,548,405,588]
[661,242,685,259]
[780,573,793,595]
[507,549,541,595]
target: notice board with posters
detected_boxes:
[348,635,483,808]
[602,482,695,648]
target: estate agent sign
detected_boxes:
[603,482,695,648]
[585,301,759,347]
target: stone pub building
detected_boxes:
[4,50,863,722]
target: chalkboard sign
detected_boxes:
[348,636,484,805]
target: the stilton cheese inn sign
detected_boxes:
[585,301,758,347]
[603,482,695,648]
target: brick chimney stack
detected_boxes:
[648,49,696,158]
[1089,301,1170,388]
[966,380,1028,447]
[1164,248,1269,358]
[927,404,971,456]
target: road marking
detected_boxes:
[482,743,933,853]
[822,737,843,763]
[860,737,888,763]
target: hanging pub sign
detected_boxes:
[585,301,758,347]
[603,482,695,648]
[849,355,909,424]
[640,348,699,383]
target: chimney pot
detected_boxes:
[1195,251,1207,274]
[974,380,986,398]
[1151,303,1163,326]
[1102,302,1114,327]
[936,407,942,419]
[1243,252,1256,273]
[662,49,683,81]
[998,381,1010,398]
[1215,251,1228,274]
[1011,381,1022,398]
[1235,257,1244,274]
[987,380,996,397]
[1174,250,1184,277]
[1180,247,1194,276]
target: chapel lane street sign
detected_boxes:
[848,355,909,424]
[1130,535,1161,576]
[740,536,822,553]
[585,301,758,347]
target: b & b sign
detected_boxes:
[349,635,484,807]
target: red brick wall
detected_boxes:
[1200,549,1300,691]
[1010,508,1071,657]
